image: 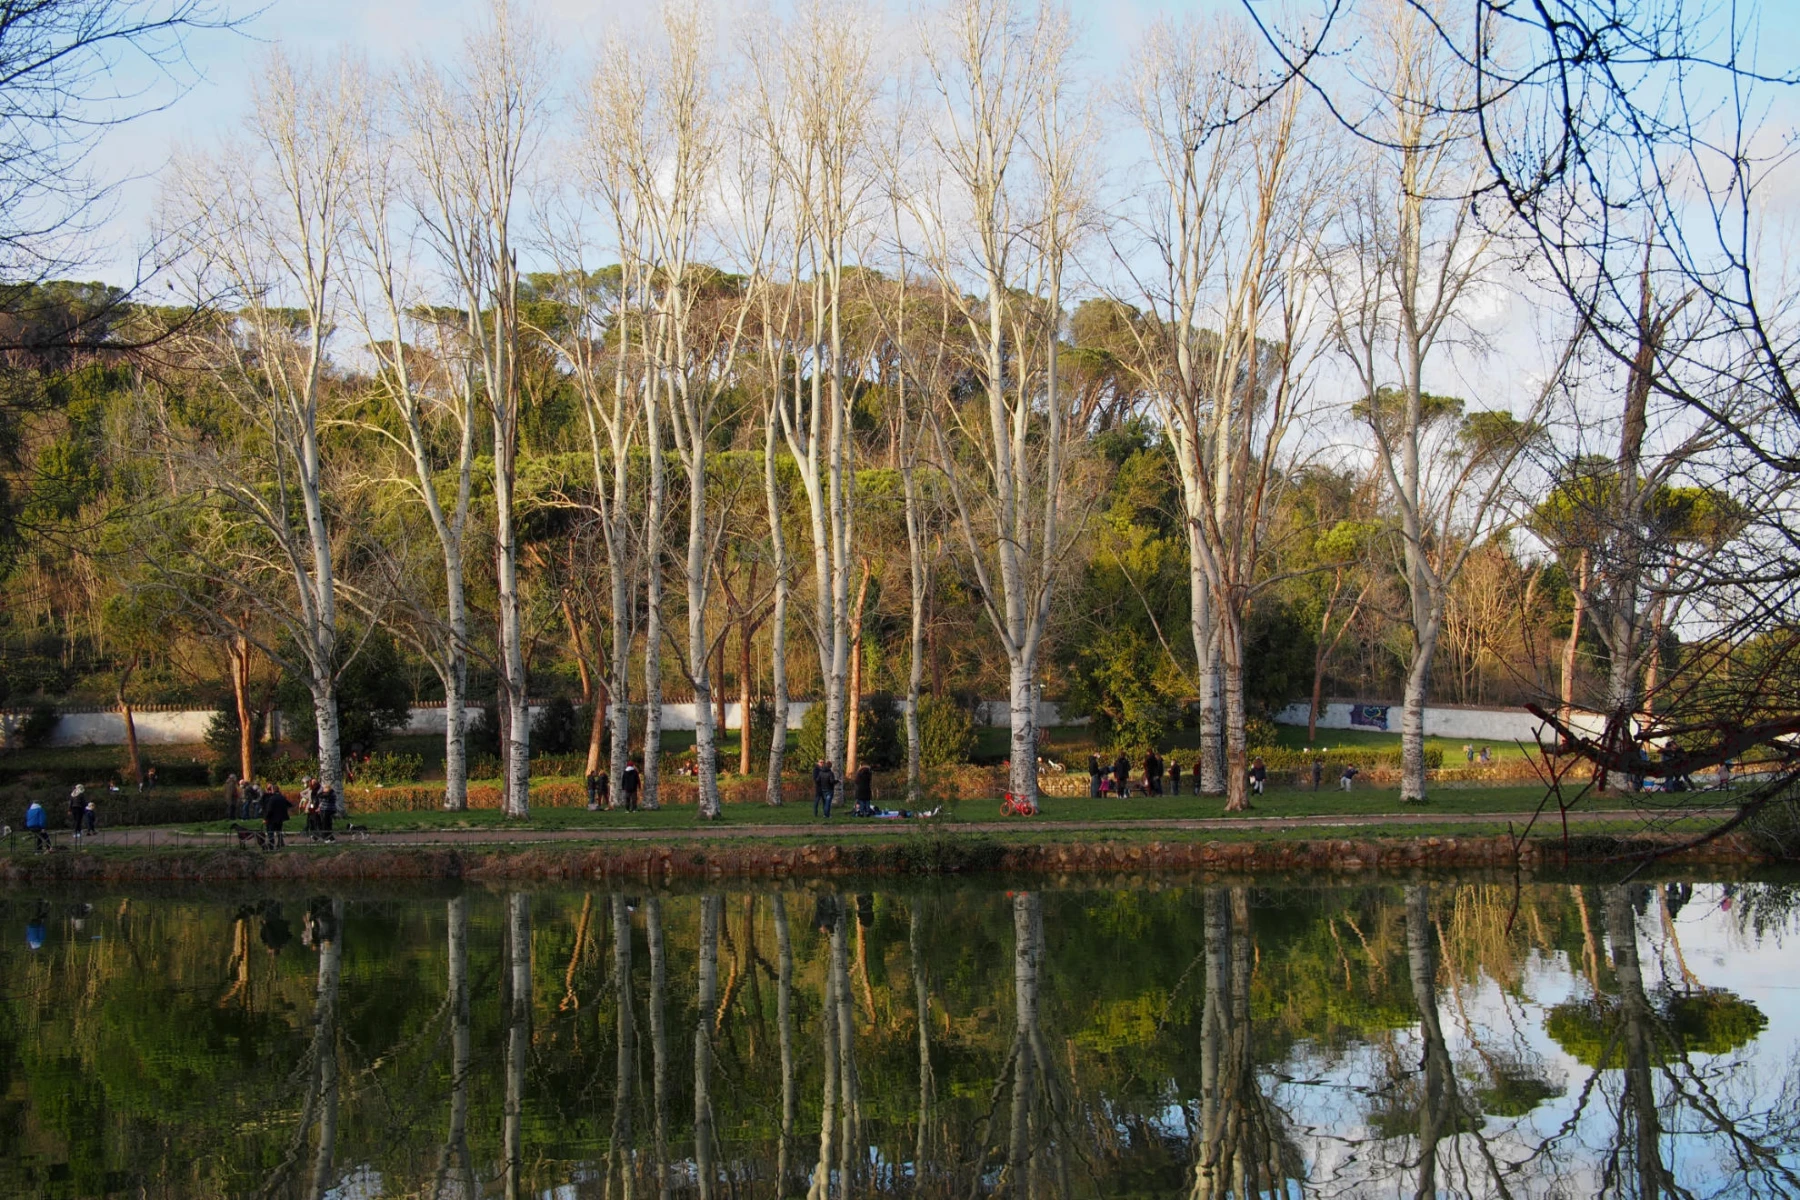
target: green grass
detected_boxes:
[171,779,1653,838]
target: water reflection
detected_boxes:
[0,878,1796,1198]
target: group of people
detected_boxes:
[583,762,645,810]
[19,782,106,851]
[809,760,935,819]
[1089,751,1195,797]
[224,773,340,847]
[1088,751,1364,797]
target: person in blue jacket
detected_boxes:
[24,799,48,852]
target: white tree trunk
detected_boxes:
[641,397,666,811]
[694,895,721,1199]
[688,448,722,818]
[1399,630,1436,802]
[503,892,530,1200]
[1007,657,1039,804]
[765,413,791,805]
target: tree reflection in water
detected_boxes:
[1,880,1797,1199]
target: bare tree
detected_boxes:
[161,50,359,794]
[345,87,479,810]
[1319,0,1571,801]
[913,0,1087,806]
[1120,19,1330,810]
[401,0,552,817]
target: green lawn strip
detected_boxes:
[168,783,1695,839]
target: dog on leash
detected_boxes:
[229,822,270,850]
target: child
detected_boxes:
[1339,764,1359,791]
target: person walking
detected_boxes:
[854,763,874,816]
[225,772,241,820]
[620,761,641,811]
[24,799,48,852]
[1087,755,1102,798]
[813,760,837,818]
[1311,759,1323,791]
[1147,749,1164,796]
[81,795,98,835]
[586,771,604,811]
[1112,752,1131,797]
[1169,759,1182,797]
[1249,757,1267,796]
[1464,743,1474,763]
[261,785,291,849]
[1339,764,1358,792]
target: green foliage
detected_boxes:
[1245,715,1279,750]
[1067,625,1184,753]
[532,696,580,755]
[278,631,413,755]
[203,705,264,773]
[746,697,777,765]
[796,701,827,766]
[913,695,977,767]
[1546,988,1766,1066]
[797,695,902,770]
[352,751,424,786]
[1242,601,1314,716]
[16,701,59,749]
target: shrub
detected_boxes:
[467,705,501,759]
[798,696,904,770]
[258,755,318,785]
[17,703,59,749]
[796,702,827,766]
[913,695,976,767]
[745,697,777,766]
[204,705,266,776]
[1244,715,1279,750]
[351,751,424,785]
[532,696,580,755]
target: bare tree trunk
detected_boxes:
[502,893,531,1200]
[765,410,791,805]
[809,899,841,1200]
[774,895,797,1189]
[846,563,871,779]
[739,614,755,777]
[231,629,257,783]
[308,899,344,1200]
[646,896,670,1200]
[1194,546,1224,795]
[117,663,142,786]
[435,895,475,1199]
[910,898,933,1188]
[694,895,721,1200]
[642,393,666,811]
[609,895,635,1200]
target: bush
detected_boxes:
[259,755,318,785]
[17,703,59,749]
[532,696,580,755]
[796,696,902,770]
[1244,715,1279,751]
[204,705,266,776]
[745,697,777,766]
[467,705,501,759]
[796,702,827,766]
[350,751,424,786]
[913,695,977,767]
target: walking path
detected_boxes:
[75,806,1714,850]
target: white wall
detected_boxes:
[1274,700,1616,744]
[4,695,1076,748]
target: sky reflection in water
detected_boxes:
[1,876,1796,1198]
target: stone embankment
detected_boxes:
[0,830,1766,885]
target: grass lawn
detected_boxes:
[172,779,1651,837]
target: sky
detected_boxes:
[87,0,1218,287]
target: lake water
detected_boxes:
[1,875,1796,1198]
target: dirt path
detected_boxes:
[78,805,1714,850]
